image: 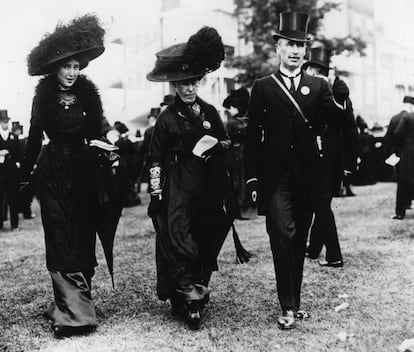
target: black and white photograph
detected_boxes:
[0,0,413,351]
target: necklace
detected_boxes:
[58,92,77,109]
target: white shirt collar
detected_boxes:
[279,67,302,90]
[0,129,9,141]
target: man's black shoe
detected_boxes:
[318,260,344,268]
[277,310,295,330]
[392,214,404,220]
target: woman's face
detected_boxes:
[56,58,80,88]
[173,78,201,104]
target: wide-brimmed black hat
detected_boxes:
[0,110,10,122]
[147,26,225,82]
[223,87,250,115]
[27,14,105,76]
[302,45,331,75]
[272,12,311,42]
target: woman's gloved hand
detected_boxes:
[148,193,163,218]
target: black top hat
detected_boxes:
[302,45,331,75]
[0,110,10,122]
[223,87,250,116]
[11,121,23,133]
[147,26,225,82]
[272,12,311,42]
[148,108,161,118]
[160,94,175,106]
[403,96,414,105]
[27,14,105,76]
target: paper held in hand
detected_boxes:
[192,135,218,157]
[385,153,400,167]
[89,139,119,151]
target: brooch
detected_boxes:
[300,86,310,95]
[203,121,211,129]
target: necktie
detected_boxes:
[279,71,301,94]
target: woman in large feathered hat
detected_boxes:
[22,14,122,337]
[146,26,233,329]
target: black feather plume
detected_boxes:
[28,14,105,76]
[183,26,225,74]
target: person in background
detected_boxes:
[22,15,122,337]
[113,121,141,207]
[223,87,251,219]
[11,122,35,220]
[392,98,414,220]
[303,44,358,267]
[384,96,414,219]
[244,11,350,330]
[146,26,232,329]
[354,115,376,186]
[139,108,160,190]
[160,94,175,112]
[0,110,21,231]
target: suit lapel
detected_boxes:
[270,71,296,111]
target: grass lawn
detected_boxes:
[0,182,413,352]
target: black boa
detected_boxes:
[32,74,109,138]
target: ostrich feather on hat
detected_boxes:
[27,14,105,76]
[147,26,225,82]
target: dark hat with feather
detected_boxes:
[147,26,225,82]
[27,14,105,76]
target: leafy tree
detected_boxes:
[229,0,366,86]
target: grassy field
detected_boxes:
[0,182,413,352]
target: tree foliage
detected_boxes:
[229,0,366,86]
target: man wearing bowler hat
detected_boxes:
[303,44,358,267]
[0,110,21,230]
[244,11,350,329]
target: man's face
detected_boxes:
[0,121,9,131]
[276,38,306,70]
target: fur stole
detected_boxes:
[32,74,108,138]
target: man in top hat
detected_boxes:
[244,11,350,329]
[302,44,358,267]
[0,110,21,230]
[11,122,35,220]
[160,94,175,112]
[386,96,414,219]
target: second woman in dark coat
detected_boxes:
[146,27,232,329]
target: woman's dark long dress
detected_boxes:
[22,75,116,330]
[148,96,232,309]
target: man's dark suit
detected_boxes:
[244,70,343,312]
[0,132,20,229]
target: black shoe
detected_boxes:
[295,309,310,320]
[186,301,201,330]
[52,325,95,337]
[318,260,344,268]
[392,214,404,220]
[277,310,295,330]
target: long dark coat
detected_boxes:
[244,71,343,214]
[394,112,414,183]
[148,96,232,301]
[22,75,121,274]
